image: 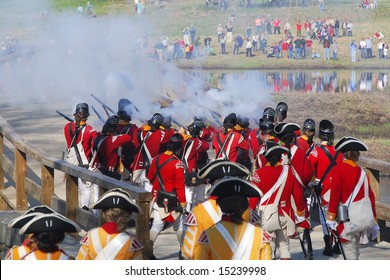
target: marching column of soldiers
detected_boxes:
[5,100,379,260]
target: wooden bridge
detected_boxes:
[1,115,390,260]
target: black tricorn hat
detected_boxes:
[207,177,262,198]
[92,188,142,213]
[198,159,250,181]
[19,213,81,234]
[263,141,289,157]
[274,122,301,137]
[8,205,56,229]
[335,136,368,153]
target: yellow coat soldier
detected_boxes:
[76,188,144,260]
[194,177,268,260]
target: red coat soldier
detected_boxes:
[116,98,139,181]
[147,133,187,259]
[131,113,174,192]
[308,119,343,256]
[212,113,249,162]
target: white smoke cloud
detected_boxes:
[0,0,273,130]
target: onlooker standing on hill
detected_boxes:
[331,40,337,60]
[378,39,384,59]
[319,0,325,12]
[347,22,353,36]
[220,34,226,54]
[306,37,313,59]
[273,18,281,34]
[334,17,340,38]
[204,35,212,56]
[366,36,373,58]
[226,22,233,43]
[245,38,253,57]
[323,36,330,60]
[296,20,302,37]
[360,38,367,59]
[217,24,224,43]
[351,40,357,62]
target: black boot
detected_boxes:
[333,242,341,255]
[322,235,333,256]
[302,228,314,260]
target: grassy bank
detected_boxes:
[52,0,390,69]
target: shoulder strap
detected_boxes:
[151,155,176,191]
[261,165,288,207]
[346,168,366,206]
[317,145,339,186]
[306,142,316,157]
[216,132,232,160]
[95,232,131,260]
[181,138,193,173]
[72,125,86,166]
[90,135,107,168]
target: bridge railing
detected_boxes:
[0,116,153,258]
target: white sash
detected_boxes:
[203,200,222,224]
[215,223,256,260]
[92,230,131,260]
[260,165,288,204]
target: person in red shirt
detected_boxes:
[116,98,139,181]
[308,119,343,256]
[296,118,317,156]
[147,133,187,258]
[296,20,302,37]
[251,141,306,260]
[91,115,132,180]
[274,122,314,259]
[212,113,249,162]
[305,37,313,59]
[181,119,210,209]
[63,103,97,210]
[131,113,174,192]
[234,115,252,170]
[273,18,281,34]
[326,137,379,260]
[248,107,275,159]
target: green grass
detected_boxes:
[49,0,390,70]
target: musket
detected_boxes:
[90,93,115,116]
[91,106,106,123]
[129,100,140,112]
[209,110,222,127]
[171,118,185,128]
[56,110,73,122]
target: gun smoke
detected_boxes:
[0,0,272,131]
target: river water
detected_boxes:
[189,69,389,94]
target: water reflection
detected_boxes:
[190,70,389,94]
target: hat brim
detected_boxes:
[274,122,301,136]
[207,177,262,198]
[335,137,368,153]
[92,189,141,213]
[19,213,80,234]
[198,159,250,180]
[263,144,290,157]
[8,213,45,229]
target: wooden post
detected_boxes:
[65,174,78,222]
[137,199,152,259]
[41,164,55,206]
[0,133,4,190]
[15,148,28,210]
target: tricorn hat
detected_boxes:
[335,136,368,153]
[8,205,56,229]
[19,213,81,234]
[263,141,289,157]
[274,122,301,137]
[92,188,142,213]
[207,177,262,198]
[198,159,250,181]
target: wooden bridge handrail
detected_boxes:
[0,115,153,258]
